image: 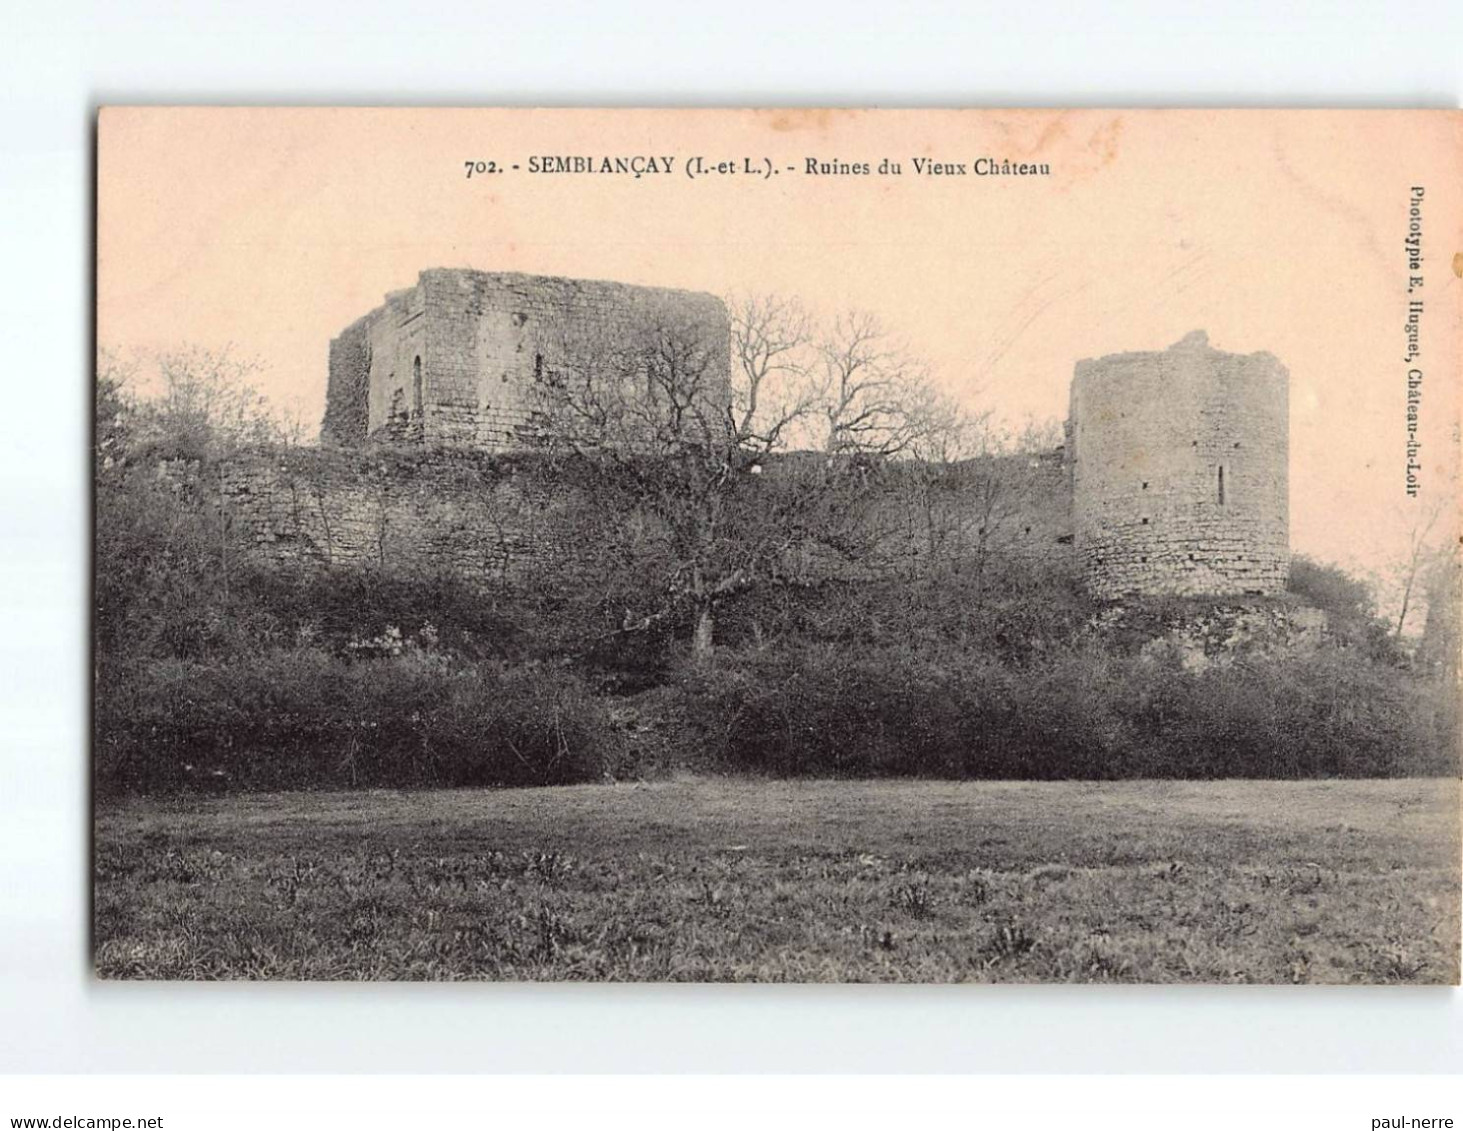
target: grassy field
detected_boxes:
[94,778,1461,983]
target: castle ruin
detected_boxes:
[228,273,1290,603]
[1068,330,1289,598]
[320,268,731,450]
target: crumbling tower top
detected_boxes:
[1067,331,1289,598]
[322,268,731,451]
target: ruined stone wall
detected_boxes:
[321,289,427,447]
[220,447,596,584]
[222,442,1077,592]
[863,448,1075,577]
[1069,330,1289,598]
[365,287,428,441]
[322,269,731,451]
[320,318,371,446]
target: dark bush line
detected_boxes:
[96,636,1459,795]
[684,644,1459,781]
[710,566,1099,668]
[95,652,622,794]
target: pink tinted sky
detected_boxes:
[98,108,1460,579]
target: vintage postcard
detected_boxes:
[94,108,1461,982]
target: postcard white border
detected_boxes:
[2,0,1460,1076]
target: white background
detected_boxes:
[1,0,1460,1077]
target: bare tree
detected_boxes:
[534,299,942,661]
[901,404,990,572]
[534,309,775,659]
[901,413,1063,590]
[1393,499,1449,639]
[107,345,287,464]
[813,311,944,458]
[728,293,818,450]
[1417,539,1462,677]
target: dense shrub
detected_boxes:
[97,588,1458,792]
[712,558,1096,667]
[230,567,537,662]
[1288,555,1376,621]
[1288,554,1402,661]
[690,643,1457,781]
[688,645,1117,779]
[95,650,621,794]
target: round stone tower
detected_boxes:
[1068,330,1289,598]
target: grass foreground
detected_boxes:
[94,777,1461,983]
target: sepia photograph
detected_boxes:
[93,107,1461,984]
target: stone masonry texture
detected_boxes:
[271,286,1294,602]
[321,269,731,451]
[220,447,604,585]
[220,445,1075,590]
[1068,330,1289,598]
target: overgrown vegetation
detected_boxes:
[691,642,1454,781]
[95,347,1460,795]
[97,649,619,793]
